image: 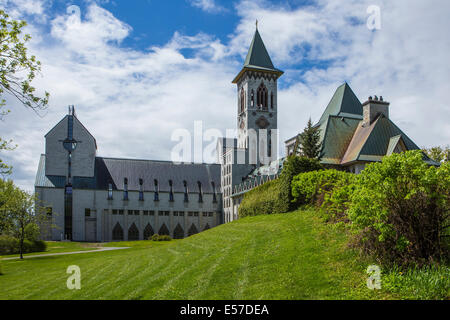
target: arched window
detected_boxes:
[112,223,124,241]
[250,89,255,107]
[257,83,268,110]
[158,223,170,236]
[271,92,274,109]
[173,224,184,239]
[240,88,245,113]
[143,224,154,239]
[188,224,199,237]
[203,223,210,231]
[128,223,139,241]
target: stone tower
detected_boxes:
[232,26,283,166]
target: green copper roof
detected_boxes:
[233,29,283,83]
[319,116,361,164]
[244,29,276,70]
[317,83,363,126]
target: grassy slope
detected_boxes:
[2,242,104,259]
[0,210,392,300]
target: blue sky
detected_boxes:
[0,0,449,191]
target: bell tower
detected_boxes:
[232,24,283,165]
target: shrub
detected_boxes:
[150,234,172,242]
[348,151,449,266]
[24,223,40,241]
[0,235,47,255]
[239,179,282,218]
[291,169,356,220]
[278,156,323,213]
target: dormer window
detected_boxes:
[169,180,174,202]
[211,181,217,203]
[108,183,113,200]
[197,181,203,203]
[154,179,159,201]
[139,178,144,201]
[183,180,189,202]
[123,178,128,201]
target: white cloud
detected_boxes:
[0,0,449,192]
[189,0,226,14]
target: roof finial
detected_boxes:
[256,19,258,30]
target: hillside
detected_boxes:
[0,210,391,300]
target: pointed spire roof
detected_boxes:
[316,83,363,126]
[232,27,283,83]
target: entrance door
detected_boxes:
[85,219,97,242]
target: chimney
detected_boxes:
[362,95,390,127]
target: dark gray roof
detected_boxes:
[35,155,221,193]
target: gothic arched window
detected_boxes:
[144,224,154,239]
[112,223,124,241]
[158,223,170,236]
[128,223,139,241]
[173,224,184,239]
[257,83,268,110]
[240,88,245,113]
[250,89,255,107]
[271,92,274,109]
[188,224,199,237]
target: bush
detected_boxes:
[0,235,47,255]
[150,234,172,242]
[291,169,357,221]
[239,179,282,218]
[278,156,323,213]
[348,151,449,266]
[24,223,40,241]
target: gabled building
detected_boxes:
[285,83,439,172]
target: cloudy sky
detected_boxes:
[0,0,449,191]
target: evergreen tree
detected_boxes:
[298,118,322,159]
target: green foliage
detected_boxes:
[238,179,281,218]
[382,264,450,300]
[422,145,449,163]
[278,156,323,213]
[348,151,449,266]
[24,223,40,241]
[150,234,172,242]
[0,10,49,113]
[298,118,322,159]
[291,169,356,221]
[0,235,47,255]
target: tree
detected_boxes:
[0,10,50,174]
[422,145,449,163]
[0,177,15,233]
[298,118,322,159]
[3,184,45,259]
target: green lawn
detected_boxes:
[0,210,412,300]
[2,241,104,259]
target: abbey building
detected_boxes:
[36,27,434,241]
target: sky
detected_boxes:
[0,0,449,192]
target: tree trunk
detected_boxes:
[20,225,24,260]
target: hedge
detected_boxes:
[239,179,282,218]
[150,234,172,241]
[0,235,47,255]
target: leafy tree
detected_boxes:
[298,118,322,160]
[0,177,15,233]
[0,9,49,174]
[2,183,46,259]
[422,145,449,163]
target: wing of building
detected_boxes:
[36,108,222,242]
